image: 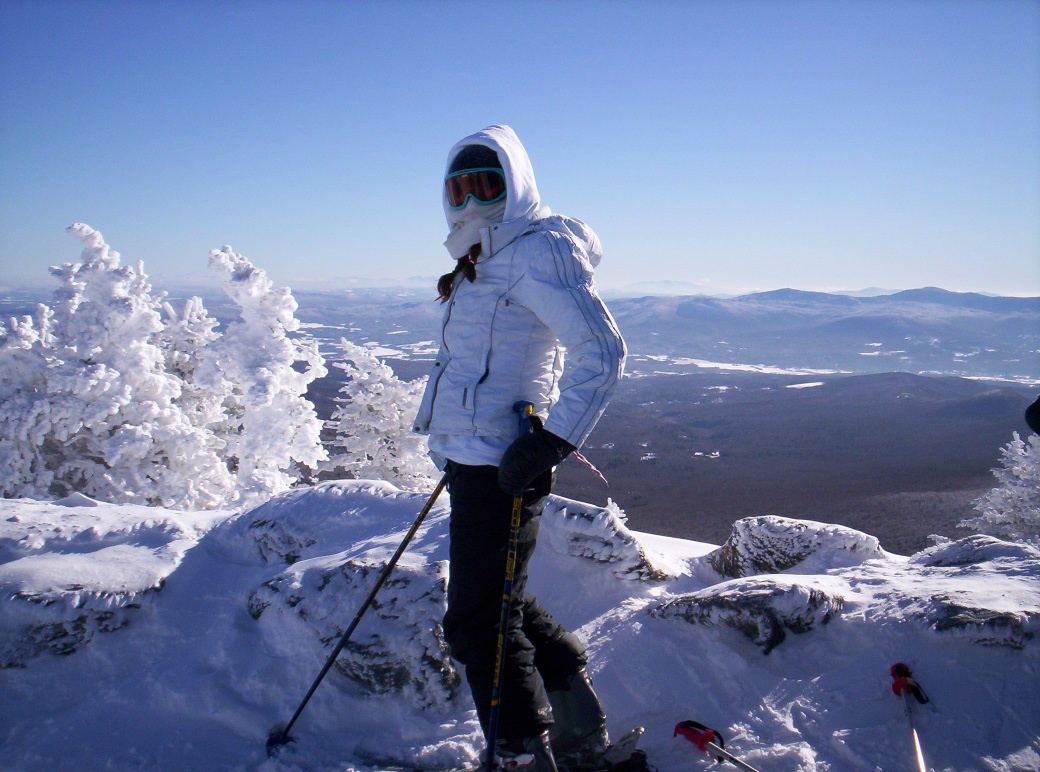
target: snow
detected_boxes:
[636,356,846,377]
[2,483,1038,771]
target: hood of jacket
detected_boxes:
[444,125,602,268]
[443,124,549,230]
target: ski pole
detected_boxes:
[484,402,536,771]
[266,474,448,755]
[484,492,525,771]
[890,663,929,772]
[675,721,764,772]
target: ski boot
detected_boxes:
[494,731,559,771]
[548,670,652,771]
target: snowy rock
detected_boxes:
[221,481,462,708]
[2,485,1040,771]
[908,535,1040,648]
[542,496,673,580]
[709,515,883,578]
[650,576,845,654]
[911,533,1040,569]
[0,497,230,666]
[1,592,142,667]
[926,596,1038,648]
[214,479,440,566]
[248,556,460,709]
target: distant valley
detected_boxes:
[286,285,1037,554]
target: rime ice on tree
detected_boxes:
[203,245,328,506]
[0,225,331,510]
[323,339,438,491]
[1,225,235,508]
[961,431,1040,544]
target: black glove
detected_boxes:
[498,430,576,496]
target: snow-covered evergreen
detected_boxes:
[0,225,353,510]
[0,225,232,508]
[0,306,55,495]
[323,339,438,491]
[962,431,1040,544]
[200,245,328,506]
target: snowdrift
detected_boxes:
[1,482,1038,771]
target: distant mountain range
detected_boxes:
[272,285,1038,383]
[3,285,1036,383]
[605,287,1040,381]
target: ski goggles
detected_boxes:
[445,167,507,209]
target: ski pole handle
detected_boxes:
[891,662,929,704]
[891,663,929,772]
[514,400,535,436]
[674,721,764,772]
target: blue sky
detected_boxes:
[1,0,1037,296]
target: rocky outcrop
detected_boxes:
[651,576,844,654]
[543,496,672,581]
[249,556,460,709]
[908,535,1040,648]
[709,516,883,578]
[0,496,210,667]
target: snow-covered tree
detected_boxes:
[3,224,432,508]
[323,339,438,491]
[961,431,1040,544]
[201,245,328,505]
[160,296,228,433]
[0,224,235,508]
[0,307,56,496]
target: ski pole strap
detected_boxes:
[570,448,610,487]
[891,663,929,704]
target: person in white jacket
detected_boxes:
[414,126,635,772]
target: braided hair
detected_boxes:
[437,243,480,302]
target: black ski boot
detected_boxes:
[494,730,559,772]
[548,670,651,771]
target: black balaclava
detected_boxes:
[448,144,502,175]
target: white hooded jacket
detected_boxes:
[412,125,626,463]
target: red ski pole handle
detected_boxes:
[891,663,930,704]
[675,720,726,761]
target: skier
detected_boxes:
[413,125,630,771]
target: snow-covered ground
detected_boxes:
[2,482,1038,772]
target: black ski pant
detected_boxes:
[442,461,588,741]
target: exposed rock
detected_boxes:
[246,517,318,565]
[911,534,1040,570]
[249,556,460,709]
[651,576,844,653]
[927,597,1037,649]
[543,496,672,580]
[709,516,883,578]
[905,536,1040,647]
[1,599,141,667]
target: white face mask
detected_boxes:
[447,197,507,230]
[443,198,507,260]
